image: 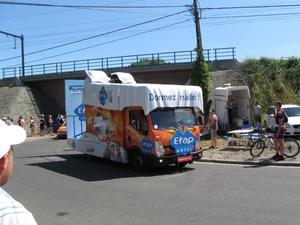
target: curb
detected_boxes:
[196,158,300,167]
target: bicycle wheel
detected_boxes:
[283,138,300,158]
[250,139,265,157]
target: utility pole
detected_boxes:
[0,31,25,77]
[193,0,203,51]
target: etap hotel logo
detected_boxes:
[140,138,154,154]
[170,125,196,156]
[98,86,108,106]
[74,103,85,121]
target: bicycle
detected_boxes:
[250,129,300,158]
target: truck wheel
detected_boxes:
[130,151,146,172]
[198,151,203,159]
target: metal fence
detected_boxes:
[2,47,236,78]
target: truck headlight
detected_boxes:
[155,136,165,156]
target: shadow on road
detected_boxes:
[21,153,195,182]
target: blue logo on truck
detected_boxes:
[74,103,85,121]
[170,126,196,156]
[140,138,154,154]
[98,86,108,106]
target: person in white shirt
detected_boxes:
[253,101,263,125]
[0,120,38,224]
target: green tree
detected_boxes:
[130,58,166,67]
[190,49,212,116]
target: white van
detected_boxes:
[265,104,300,136]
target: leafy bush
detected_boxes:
[242,57,300,110]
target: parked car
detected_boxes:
[265,104,300,135]
[57,123,67,139]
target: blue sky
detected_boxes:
[1,0,300,71]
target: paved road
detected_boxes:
[5,137,300,225]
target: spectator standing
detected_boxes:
[206,109,218,149]
[55,114,61,133]
[5,117,13,126]
[39,114,45,137]
[47,115,54,136]
[272,101,286,161]
[253,101,263,125]
[30,116,35,137]
[18,116,26,128]
[228,97,235,126]
[0,119,38,224]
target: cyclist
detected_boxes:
[272,101,286,161]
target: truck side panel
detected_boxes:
[78,105,128,163]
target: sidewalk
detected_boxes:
[24,135,56,142]
[199,138,300,167]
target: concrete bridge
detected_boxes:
[0,48,241,128]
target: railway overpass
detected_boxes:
[0,48,240,118]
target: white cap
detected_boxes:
[0,120,26,158]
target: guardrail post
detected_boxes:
[56,63,58,73]
[232,48,235,59]
[73,61,76,71]
[121,57,123,68]
[43,64,45,75]
[214,49,217,61]
[60,63,62,73]
[174,52,176,64]
[207,49,210,61]
[87,60,90,70]
[136,55,138,66]
[157,54,160,65]
[101,58,103,69]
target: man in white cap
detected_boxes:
[0,120,38,224]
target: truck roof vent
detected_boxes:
[223,83,231,87]
[85,70,110,84]
[109,72,136,84]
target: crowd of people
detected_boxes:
[1,114,66,137]
[205,100,287,161]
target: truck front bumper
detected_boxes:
[150,149,203,167]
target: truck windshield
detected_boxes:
[150,108,197,130]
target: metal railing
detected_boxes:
[213,47,236,61]
[2,47,236,78]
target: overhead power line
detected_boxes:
[203,11,300,20]
[0,1,185,8]
[0,9,188,63]
[22,19,190,65]
[201,4,300,10]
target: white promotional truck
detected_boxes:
[66,70,204,171]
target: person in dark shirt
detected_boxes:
[272,101,286,161]
[39,114,45,137]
